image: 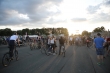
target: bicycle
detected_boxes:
[45,44,57,56]
[59,45,66,57]
[30,43,37,50]
[41,45,52,56]
[40,44,47,54]
[2,46,18,67]
[87,41,93,48]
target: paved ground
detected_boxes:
[0,42,110,73]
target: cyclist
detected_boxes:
[30,38,36,49]
[59,36,65,55]
[37,37,42,49]
[9,32,19,60]
[86,36,91,47]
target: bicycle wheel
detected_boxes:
[61,46,65,57]
[41,46,46,54]
[30,45,33,50]
[15,50,18,61]
[45,48,50,56]
[88,42,93,48]
[55,48,58,54]
[63,48,65,57]
[38,45,41,49]
[2,52,11,67]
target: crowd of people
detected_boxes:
[68,36,93,47]
[1,32,110,66]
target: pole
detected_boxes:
[108,29,110,37]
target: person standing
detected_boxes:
[50,36,56,55]
[59,36,65,55]
[94,33,105,65]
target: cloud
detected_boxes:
[71,18,87,22]
[87,5,101,14]
[104,0,110,6]
[87,0,110,23]
[0,0,63,26]
[88,12,110,23]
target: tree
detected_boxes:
[0,28,12,36]
[17,30,22,35]
[0,29,4,36]
[0,27,69,36]
[22,28,30,35]
[93,26,105,32]
[81,30,89,36]
[100,26,105,31]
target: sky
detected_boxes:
[0,0,110,35]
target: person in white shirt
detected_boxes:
[50,36,56,55]
[9,32,19,59]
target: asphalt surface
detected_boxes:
[0,41,110,73]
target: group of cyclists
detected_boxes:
[6,32,66,60]
[5,32,91,60]
[4,31,110,62]
[28,35,66,56]
[68,36,93,47]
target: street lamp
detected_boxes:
[108,29,110,37]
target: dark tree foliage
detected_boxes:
[93,26,105,32]
[0,28,69,36]
[81,30,89,36]
[0,28,12,36]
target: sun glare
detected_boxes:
[67,27,82,35]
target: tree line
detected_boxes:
[81,26,106,36]
[0,26,107,36]
[0,27,69,36]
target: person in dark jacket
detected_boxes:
[59,36,65,55]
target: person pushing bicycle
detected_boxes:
[9,32,19,60]
[59,36,65,55]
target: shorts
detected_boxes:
[96,48,104,55]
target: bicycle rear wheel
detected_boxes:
[63,49,65,57]
[61,46,65,57]
[45,48,50,56]
[41,47,46,54]
[15,50,18,61]
[30,45,33,50]
[88,42,93,48]
[2,52,11,67]
[55,48,58,54]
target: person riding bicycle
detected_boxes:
[86,36,91,47]
[9,32,19,60]
[37,37,42,49]
[59,36,65,55]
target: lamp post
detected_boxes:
[108,29,110,37]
